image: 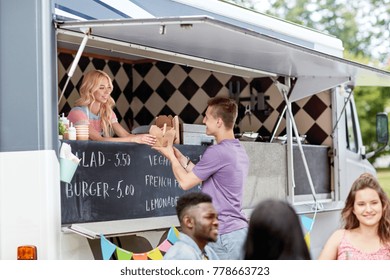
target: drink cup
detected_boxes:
[75,125,89,140]
[60,158,79,183]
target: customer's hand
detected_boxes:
[152,145,175,160]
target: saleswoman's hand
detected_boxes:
[132,134,157,146]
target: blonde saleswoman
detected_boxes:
[67,70,156,145]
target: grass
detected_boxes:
[376,168,390,197]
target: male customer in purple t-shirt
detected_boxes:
[153,97,249,259]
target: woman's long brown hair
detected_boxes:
[342,173,390,244]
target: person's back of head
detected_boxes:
[244,199,311,260]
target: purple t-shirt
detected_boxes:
[193,139,249,234]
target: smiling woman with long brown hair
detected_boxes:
[319,173,390,260]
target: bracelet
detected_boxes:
[183,158,191,170]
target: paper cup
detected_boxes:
[75,125,89,140]
[60,158,79,183]
[75,124,89,129]
[77,135,89,140]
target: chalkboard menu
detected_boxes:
[60,141,206,224]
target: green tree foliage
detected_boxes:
[354,84,390,162]
[249,0,366,57]
[226,0,390,63]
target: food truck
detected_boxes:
[1,0,389,259]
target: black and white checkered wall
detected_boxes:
[58,52,332,146]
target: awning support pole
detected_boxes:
[58,32,89,106]
[331,86,353,138]
[274,79,321,208]
[269,105,287,143]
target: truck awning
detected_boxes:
[56,16,390,101]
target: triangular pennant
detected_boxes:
[132,252,148,260]
[158,239,172,252]
[300,215,313,232]
[100,235,117,260]
[167,227,180,244]
[304,232,311,249]
[116,247,133,260]
[99,226,180,260]
[147,248,164,260]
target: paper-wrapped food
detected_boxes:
[60,143,81,164]
[149,115,180,147]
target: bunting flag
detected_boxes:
[167,226,180,244]
[132,253,148,260]
[299,203,319,252]
[299,216,312,251]
[147,248,164,260]
[116,247,133,260]
[100,226,179,260]
[304,232,311,249]
[100,234,117,260]
[300,215,314,232]
[157,239,173,253]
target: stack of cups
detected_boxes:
[75,124,89,140]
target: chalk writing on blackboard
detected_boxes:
[145,195,179,212]
[61,141,206,224]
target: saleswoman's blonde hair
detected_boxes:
[75,70,115,137]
